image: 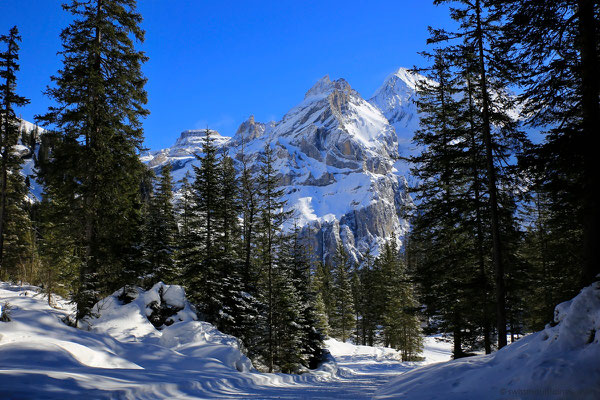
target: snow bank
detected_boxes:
[326,338,403,362]
[86,282,197,341]
[1,281,456,399]
[85,282,252,372]
[375,281,600,400]
[0,283,142,370]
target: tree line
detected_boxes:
[407,0,599,357]
[1,0,597,368]
[0,0,423,373]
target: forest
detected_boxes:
[0,0,598,378]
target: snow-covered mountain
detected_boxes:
[369,68,430,166]
[144,69,427,263]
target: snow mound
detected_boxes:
[0,283,143,370]
[326,338,403,362]
[85,282,252,372]
[85,282,197,341]
[375,281,600,400]
[160,321,253,372]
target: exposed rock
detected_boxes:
[142,69,420,262]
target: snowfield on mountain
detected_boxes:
[140,68,425,264]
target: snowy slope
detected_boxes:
[15,119,45,200]
[144,72,415,263]
[374,281,600,400]
[368,68,431,176]
[0,281,454,399]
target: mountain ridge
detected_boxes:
[143,67,426,262]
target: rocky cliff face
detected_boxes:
[141,68,427,263]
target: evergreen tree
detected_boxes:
[378,241,423,360]
[238,132,260,292]
[214,152,260,349]
[175,172,195,285]
[312,260,333,337]
[426,0,529,349]
[330,243,355,343]
[142,164,177,286]
[350,266,362,344]
[494,0,600,289]
[410,50,479,357]
[37,0,149,322]
[272,233,306,373]
[187,129,222,320]
[255,142,292,372]
[284,224,324,369]
[0,26,30,278]
[358,248,378,346]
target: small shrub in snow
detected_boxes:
[61,314,77,327]
[118,286,139,305]
[0,302,12,322]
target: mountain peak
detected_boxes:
[389,67,422,90]
[304,75,354,100]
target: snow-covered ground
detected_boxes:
[2,281,598,399]
[375,281,600,400]
[0,281,451,399]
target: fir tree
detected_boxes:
[312,260,333,337]
[37,0,149,322]
[187,129,222,320]
[0,26,30,277]
[358,248,378,346]
[378,241,423,360]
[142,164,177,286]
[426,0,529,349]
[410,49,478,357]
[255,141,292,372]
[330,243,355,343]
[494,0,600,289]
[175,172,195,285]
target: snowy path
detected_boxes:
[0,283,452,399]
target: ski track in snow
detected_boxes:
[0,282,452,400]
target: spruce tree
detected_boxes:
[255,141,292,372]
[330,243,355,343]
[142,164,177,286]
[312,260,333,337]
[410,49,478,357]
[187,129,222,320]
[37,0,149,321]
[427,0,529,349]
[494,0,600,290]
[378,241,423,360]
[284,224,324,369]
[358,248,378,346]
[0,26,30,277]
[175,172,195,285]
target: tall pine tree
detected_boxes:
[0,26,30,278]
[37,0,149,321]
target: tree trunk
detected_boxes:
[475,0,507,349]
[577,0,600,286]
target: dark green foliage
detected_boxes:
[186,129,222,318]
[494,0,600,289]
[312,261,333,337]
[141,164,177,286]
[0,26,31,280]
[36,0,149,321]
[330,243,355,343]
[378,241,423,360]
[254,142,293,372]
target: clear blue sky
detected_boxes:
[1,1,451,151]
